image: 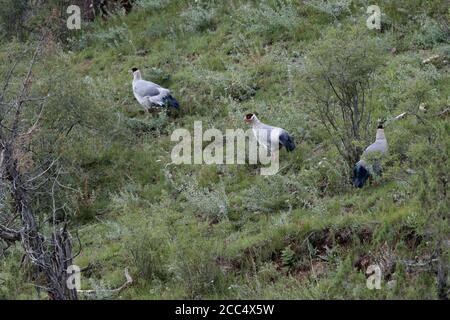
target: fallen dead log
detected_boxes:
[77,268,133,295]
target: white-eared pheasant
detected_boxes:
[244,113,296,160]
[353,120,388,188]
[131,67,179,110]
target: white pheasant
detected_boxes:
[244,113,296,161]
[131,67,179,110]
[353,119,388,188]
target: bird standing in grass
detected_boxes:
[131,67,179,111]
[244,113,295,161]
[353,119,388,188]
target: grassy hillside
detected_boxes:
[0,0,449,299]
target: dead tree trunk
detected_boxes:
[0,37,78,300]
[437,246,449,300]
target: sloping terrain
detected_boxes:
[0,0,448,299]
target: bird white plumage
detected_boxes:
[362,127,388,156]
[353,121,388,188]
[131,67,179,110]
[244,113,296,155]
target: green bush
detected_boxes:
[181,4,217,33]
[305,0,351,19]
[239,174,313,213]
[234,1,301,41]
[128,230,171,281]
[124,110,171,136]
[300,154,350,196]
[182,179,229,222]
[301,25,386,168]
[0,0,28,40]
[411,16,448,49]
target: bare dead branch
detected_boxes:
[26,157,59,184]
[0,224,21,242]
[0,37,78,300]
[77,268,133,295]
[0,58,19,104]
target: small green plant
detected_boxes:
[182,180,229,221]
[239,174,310,213]
[94,25,130,48]
[281,246,296,269]
[136,0,170,11]
[305,0,351,20]
[235,1,301,40]
[411,16,448,49]
[181,4,216,32]
[124,110,171,136]
[127,229,170,281]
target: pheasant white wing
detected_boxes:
[363,140,388,155]
[133,80,162,97]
